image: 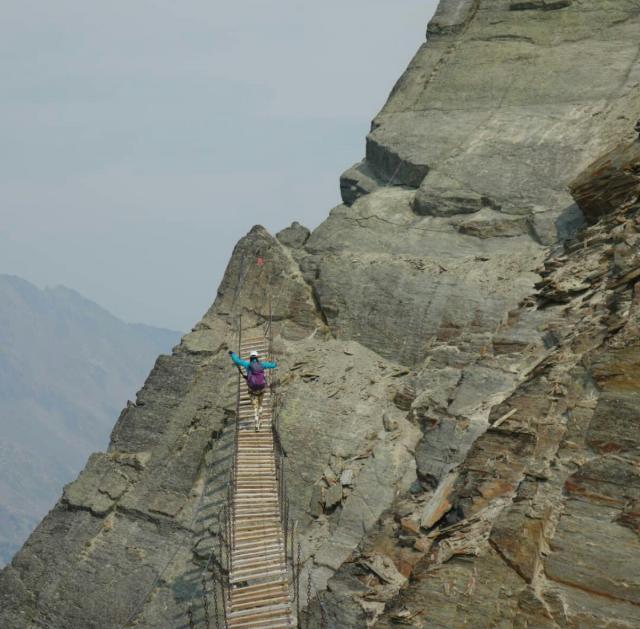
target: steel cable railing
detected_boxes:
[195,291,320,628]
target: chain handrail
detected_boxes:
[215,292,300,627]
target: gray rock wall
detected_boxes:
[365,188,640,629]
[2,1,640,627]
[363,0,640,227]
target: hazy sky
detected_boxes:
[1,1,438,331]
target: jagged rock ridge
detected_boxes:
[1,1,640,627]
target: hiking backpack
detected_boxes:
[247,361,266,391]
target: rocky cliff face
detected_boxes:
[310,146,640,628]
[2,1,640,628]
[0,276,179,569]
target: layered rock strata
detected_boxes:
[305,152,640,626]
[2,1,640,628]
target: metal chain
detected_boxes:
[214,284,296,628]
[211,568,222,629]
[296,542,302,627]
[319,596,329,629]
[187,606,195,629]
[306,569,312,628]
[213,507,229,627]
[202,574,211,629]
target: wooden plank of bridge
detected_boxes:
[227,335,294,629]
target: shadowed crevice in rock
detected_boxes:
[365,136,431,188]
[509,0,573,11]
[339,160,385,206]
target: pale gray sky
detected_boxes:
[0,1,438,330]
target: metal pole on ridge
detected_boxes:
[232,315,242,555]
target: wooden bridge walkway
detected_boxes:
[226,334,294,629]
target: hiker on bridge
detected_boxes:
[228,349,277,431]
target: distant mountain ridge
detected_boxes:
[0,274,181,566]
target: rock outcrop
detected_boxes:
[570,138,640,224]
[362,170,640,629]
[2,1,640,628]
[0,276,179,569]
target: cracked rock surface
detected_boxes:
[303,139,640,627]
[2,1,640,628]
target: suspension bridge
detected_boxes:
[185,312,308,629]
[225,326,294,628]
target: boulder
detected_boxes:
[339,160,381,205]
[340,469,354,487]
[324,483,343,511]
[276,221,311,249]
[382,413,399,432]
